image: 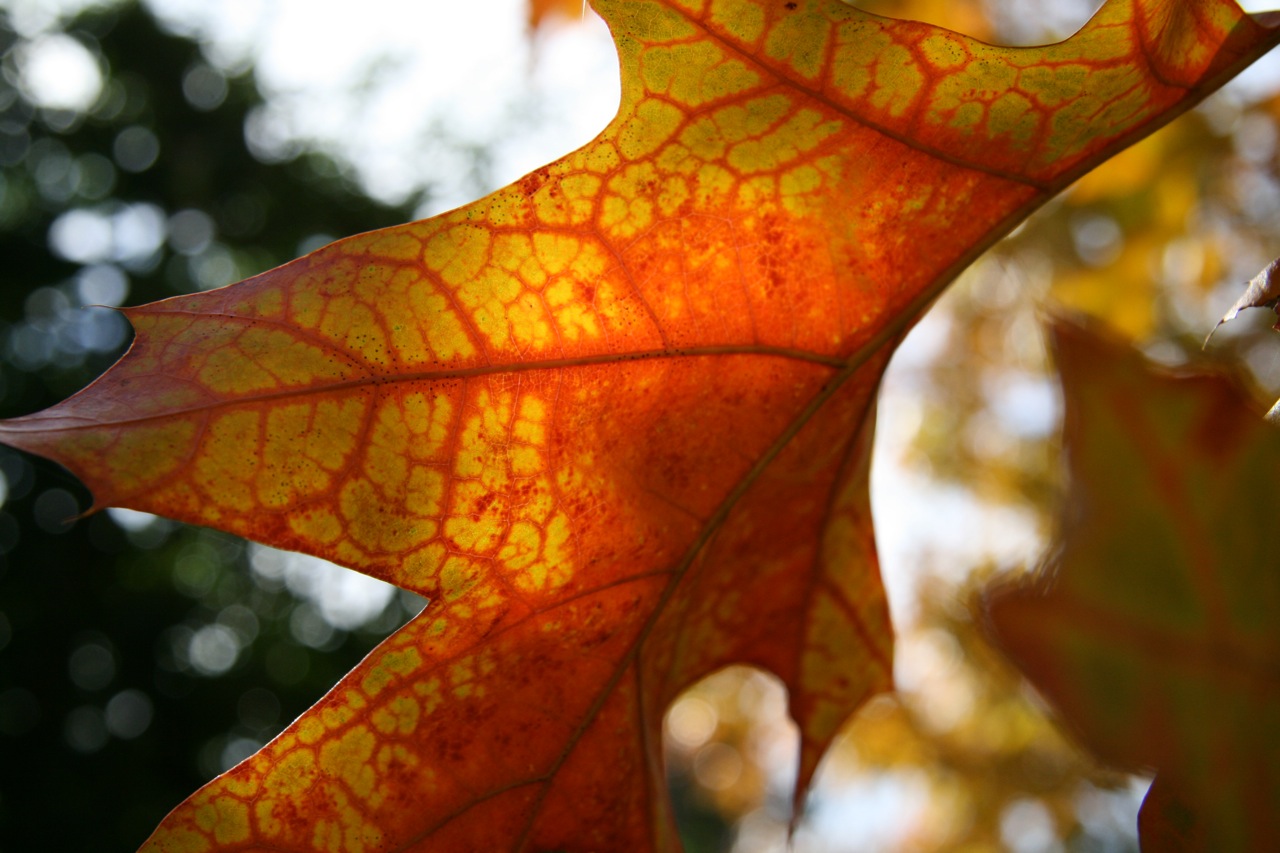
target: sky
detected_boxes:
[7,0,622,212]
[146,0,622,212]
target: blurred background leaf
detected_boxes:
[985,317,1280,851]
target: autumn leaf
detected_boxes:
[983,316,1280,850]
[1,1,1277,850]
[1205,254,1280,345]
[529,0,586,32]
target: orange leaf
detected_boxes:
[1,1,1276,849]
[984,316,1280,850]
[529,0,586,32]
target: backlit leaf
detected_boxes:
[984,316,1280,850]
[1,1,1277,849]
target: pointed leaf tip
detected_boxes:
[1204,255,1280,347]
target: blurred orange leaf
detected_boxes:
[529,0,585,32]
[0,1,1277,850]
[985,316,1280,850]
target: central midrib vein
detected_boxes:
[2,344,847,432]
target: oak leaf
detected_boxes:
[1,1,1277,849]
[984,317,1280,850]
